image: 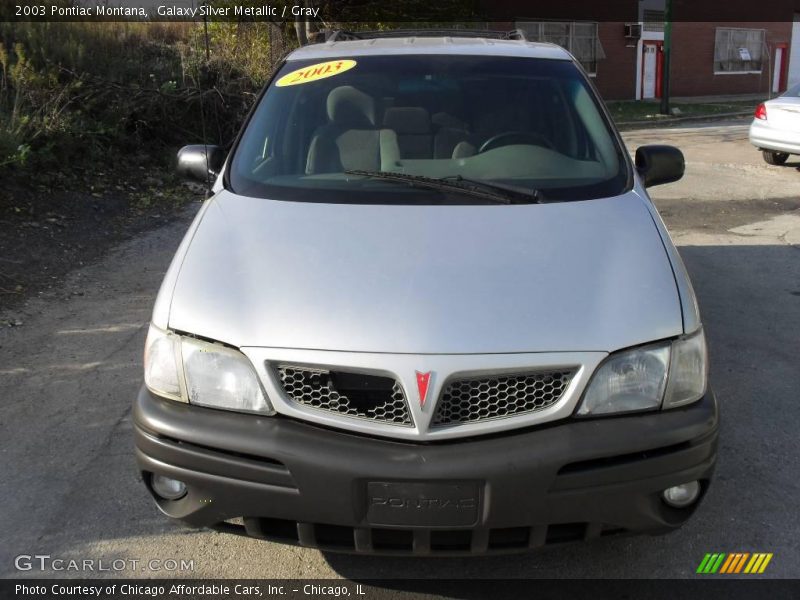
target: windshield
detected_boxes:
[228,54,630,203]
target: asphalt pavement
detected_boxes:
[1,121,799,580]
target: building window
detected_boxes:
[714,28,765,73]
[642,10,665,32]
[516,21,605,74]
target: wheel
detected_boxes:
[762,150,790,165]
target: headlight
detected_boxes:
[663,329,707,408]
[143,324,273,415]
[143,325,184,401]
[578,342,670,416]
[181,337,272,414]
[577,329,707,417]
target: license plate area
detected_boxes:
[366,481,480,527]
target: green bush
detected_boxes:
[0,19,293,174]
[0,128,30,168]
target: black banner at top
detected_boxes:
[3,0,800,23]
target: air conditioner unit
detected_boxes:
[624,23,642,39]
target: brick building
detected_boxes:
[487,0,800,100]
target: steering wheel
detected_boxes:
[478,131,555,153]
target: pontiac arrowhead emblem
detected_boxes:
[415,371,431,407]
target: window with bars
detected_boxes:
[714,28,765,73]
[642,10,665,32]
[516,21,605,74]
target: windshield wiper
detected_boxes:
[440,175,544,203]
[344,170,530,204]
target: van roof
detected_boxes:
[286,37,573,62]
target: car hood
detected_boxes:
[168,190,682,353]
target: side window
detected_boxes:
[283,87,327,174]
[252,86,329,177]
[239,91,283,179]
[546,83,581,159]
[570,81,617,170]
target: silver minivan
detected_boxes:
[135,31,717,555]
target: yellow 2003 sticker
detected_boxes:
[276,60,357,87]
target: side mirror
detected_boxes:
[635,145,684,188]
[177,145,225,183]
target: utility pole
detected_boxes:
[660,0,672,115]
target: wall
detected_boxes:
[789,15,800,87]
[483,14,795,100]
[669,21,793,97]
[593,23,639,99]
[493,19,638,100]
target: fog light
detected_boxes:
[151,474,187,500]
[662,481,700,508]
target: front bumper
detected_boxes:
[134,386,718,555]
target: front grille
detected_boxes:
[276,365,412,426]
[432,370,574,426]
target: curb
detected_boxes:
[616,111,752,130]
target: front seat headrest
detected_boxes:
[327,86,376,127]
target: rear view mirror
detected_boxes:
[177,145,225,183]
[635,145,685,188]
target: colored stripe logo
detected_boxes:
[696,553,773,574]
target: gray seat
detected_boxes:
[306,86,399,174]
[383,107,433,159]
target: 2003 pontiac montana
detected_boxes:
[135,30,718,555]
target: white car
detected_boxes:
[749,83,800,165]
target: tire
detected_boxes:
[762,150,790,165]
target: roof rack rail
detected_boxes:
[324,29,528,43]
[325,30,361,42]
